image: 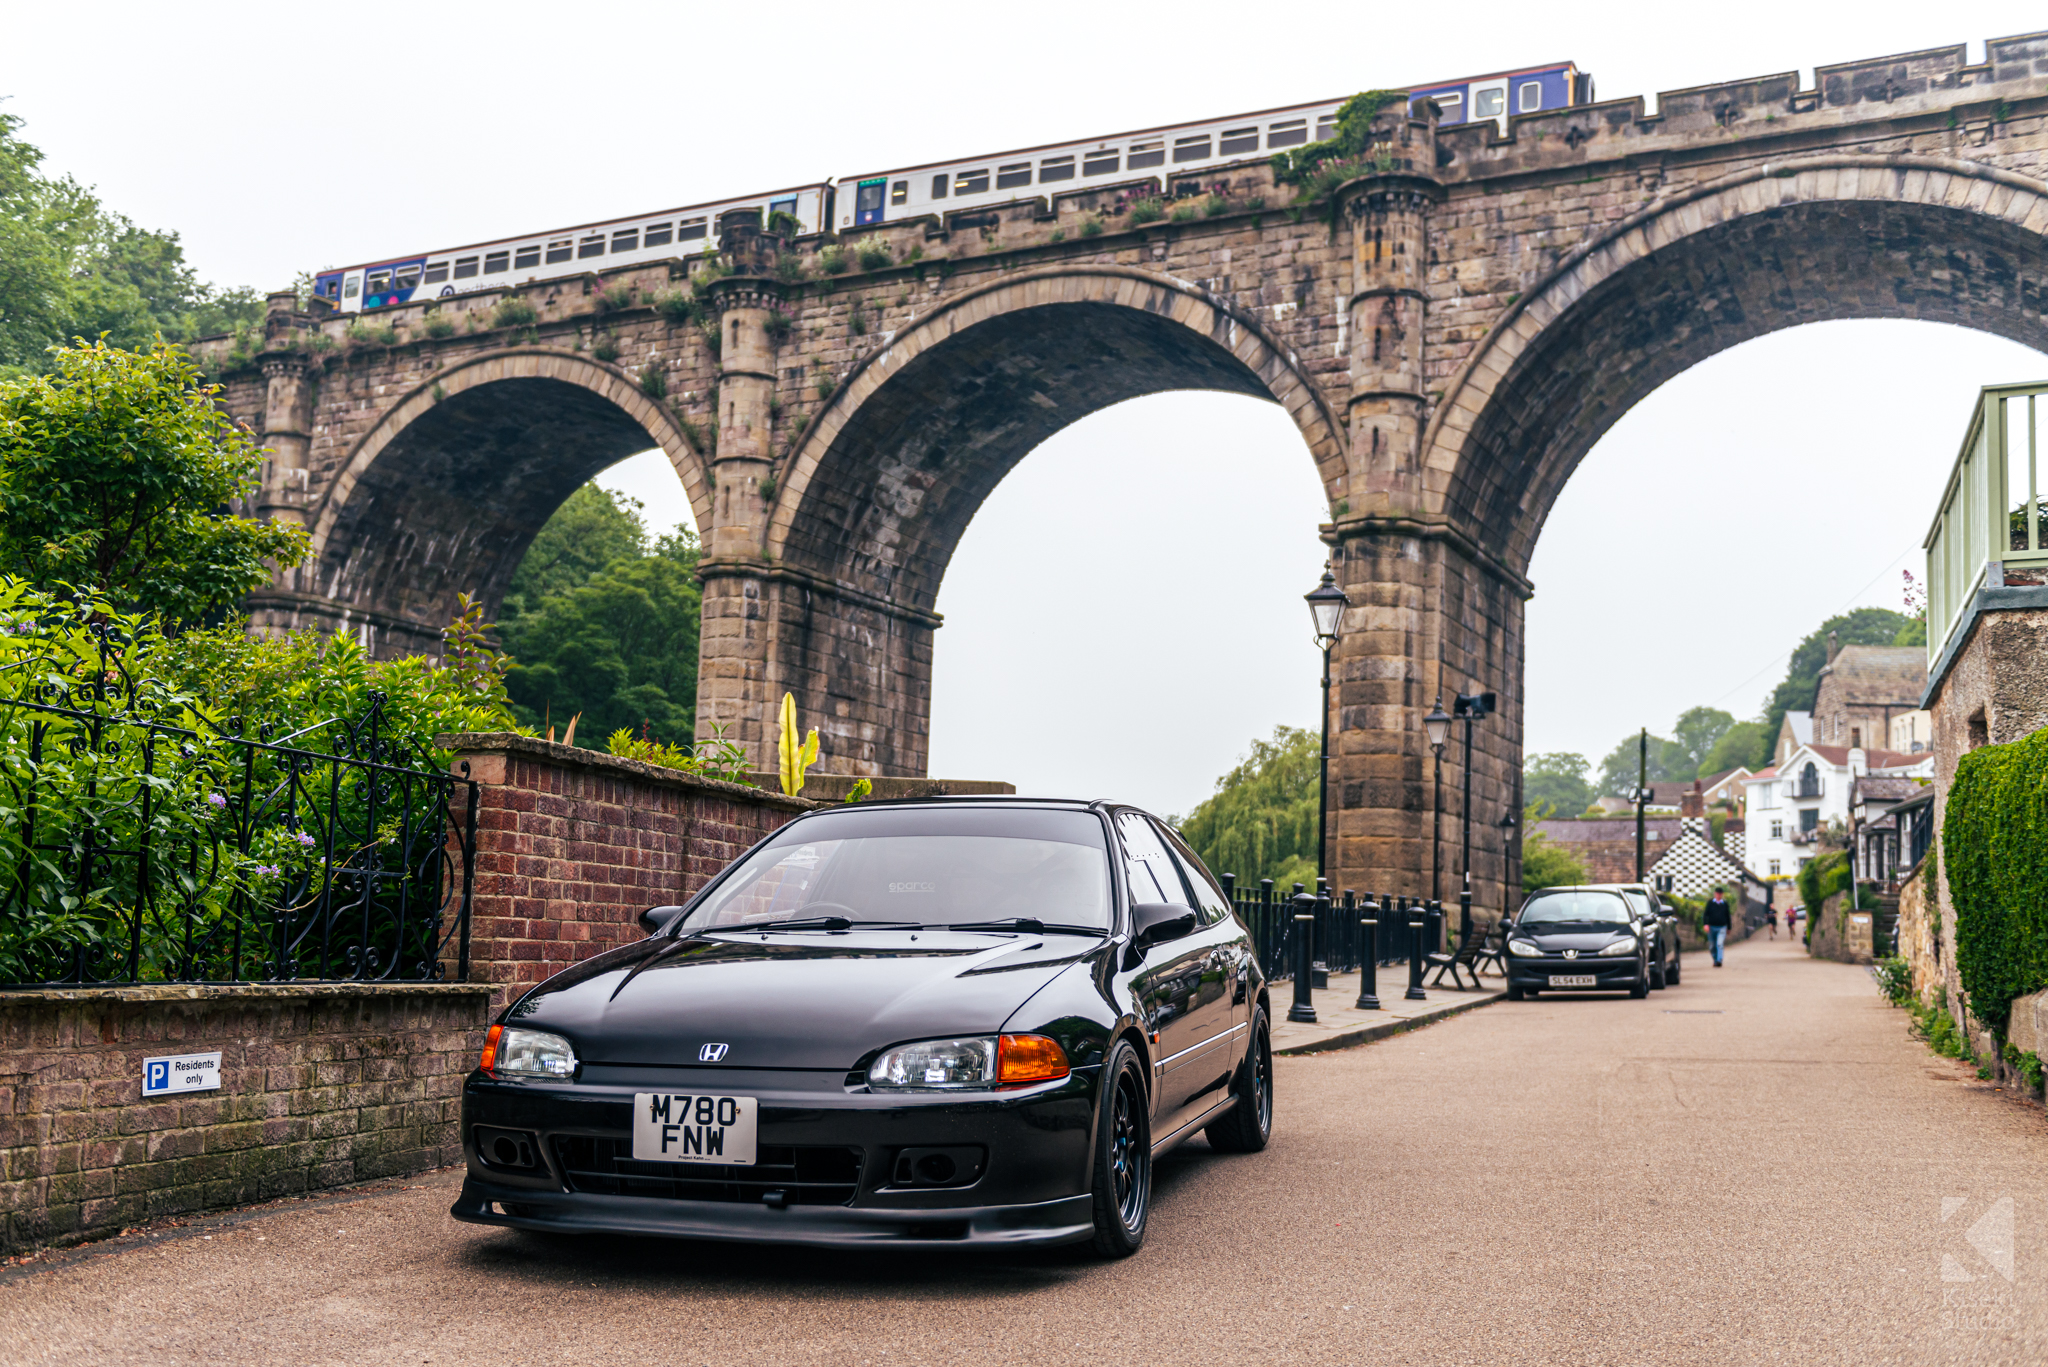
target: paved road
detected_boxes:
[8,934,2047,1365]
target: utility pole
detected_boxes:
[1635,727,1648,882]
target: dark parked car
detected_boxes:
[1603,882,1682,989]
[1503,886,1652,1000]
[450,799,1272,1257]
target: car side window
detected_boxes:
[1158,824,1231,925]
[1115,812,1186,906]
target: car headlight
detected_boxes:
[1508,938,1543,957]
[864,1034,1071,1091]
[869,1036,997,1090]
[481,1025,577,1079]
[1597,936,1640,957]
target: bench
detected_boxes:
[1425,921,1498,990]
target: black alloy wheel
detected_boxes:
[1089,1040,1152,1258]
[1629,961,1651,999]
[1651,959,1667,990]
[1205,1006,1272,1153]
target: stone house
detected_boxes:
[1810,638,1929,751]
[1529,816,1680,884]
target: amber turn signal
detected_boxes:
[479,1023,503,1076]
[996,1033,1070,1087]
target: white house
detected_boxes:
[1742,742,1933,881]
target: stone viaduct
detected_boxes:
[195,35,2048,905]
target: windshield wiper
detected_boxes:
[933,918,1107,936]
[718,916,919,933]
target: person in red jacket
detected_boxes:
[1703,886,1733,967]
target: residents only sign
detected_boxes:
[143,1052,222,1097]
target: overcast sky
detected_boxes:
[8,2,2044,813]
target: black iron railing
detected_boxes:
[1220,876,1426,983]
[0,624,478,989]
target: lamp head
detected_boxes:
[1422,700,1451,752]
[1304,564,1348,645]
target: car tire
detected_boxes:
[1088,1039,1152,1258]
[1650,961,1667,990]
[1205,1006,1272,1154]
[1629,971,1650,999]
[1668,954,1681,986]
[1506,985,1526,1001]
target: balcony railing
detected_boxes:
[1926,380,2048,662]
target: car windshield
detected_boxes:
[682,807,1112,931]
[1620,889,1653,917]
[1517,890,1633,928]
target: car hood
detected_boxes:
[1516,927,1639,952]
[503,929,1101,1070]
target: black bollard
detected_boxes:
[1406,896,1428,1001]
[1427,899,1444,959]
[1287,892,1318,1023]
[1356,894,1381,1010]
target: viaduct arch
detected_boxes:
[201,34,2048,903]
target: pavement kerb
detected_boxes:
[1272,986,1506,1055]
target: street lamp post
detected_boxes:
[1634,726,1649,882]
[1452,691,1496,947]
[1304,566,1349,885]
[1423,701,1451,906]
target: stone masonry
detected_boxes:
[0,983,489,1254]
[192,35,2048,907]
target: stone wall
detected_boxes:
[1807,889,1875,965]
[446,733,826,1008]
[1895,860,1941,1005]
[0,983,488,1255]
[1926,606,2048,1038]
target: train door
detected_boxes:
[1470,78,1509,132]
[852,178,887,227]
[341,271,363,312]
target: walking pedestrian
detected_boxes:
[1704,885,1733,967]
[1785,906,1796,937]
[1767,903,1778,939]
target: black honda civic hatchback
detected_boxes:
[451,798,1273,1257]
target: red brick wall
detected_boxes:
[0,983,488,1254]
[443,734,825,1007]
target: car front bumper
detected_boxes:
[451,1064,1101,1249]
[1505,957,1645,991]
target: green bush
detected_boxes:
[491,297,537,330]
[1128,198,1165,225]
[1875,955,1914,1005]
[817,245,848,275]
[1913,992,1973,1060]
[855,235,893,271]
[1945,725,2048,1037]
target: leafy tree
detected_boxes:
[1700,719,1770,776]
[498,483,648,622]
[1670,706,1735,775]
[0,338,307,624]
[0,112,263,373]
[499,486,702,749]
[1595,731,1690,800]
[1760,607,1914,755]
[1522,752,1592,817]
[1521,816,1589,892]
[1174,726,1320,891]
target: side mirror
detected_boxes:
[1128,903,1197,961]
[638,904,686,936]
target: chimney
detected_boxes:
[1826,629,1840,665]
[1681,781,1705,820]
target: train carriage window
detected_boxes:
[1038,155,1074,182]
[954,167,990,195]
[1315,115,1336,141]
[364,269,391,293]
[1518,81,1542,113]
[854,178,888,226]
[422,262,449,285]
[1219,126,1259,154]
[1173,134,1211,163]
[889,180,908,205]
[930,173,948,199]
[392,265,421,292]
[578,235,606,259]
[1431,93,1464,124]
[485,251,509,274]
[1082,149,1119,176]
[453,257,480,280]
[514,244,541,269]
[1127,139,1164,169]
[343,276,360,298]
[996,162,1032,190]
[677,218,707,242]
[769,196,798,223]
[1266,119,1307,147]
[643,222,672,248]
[546,239,573,264]
[1474,87,1504,118]
[612,228,639,253]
